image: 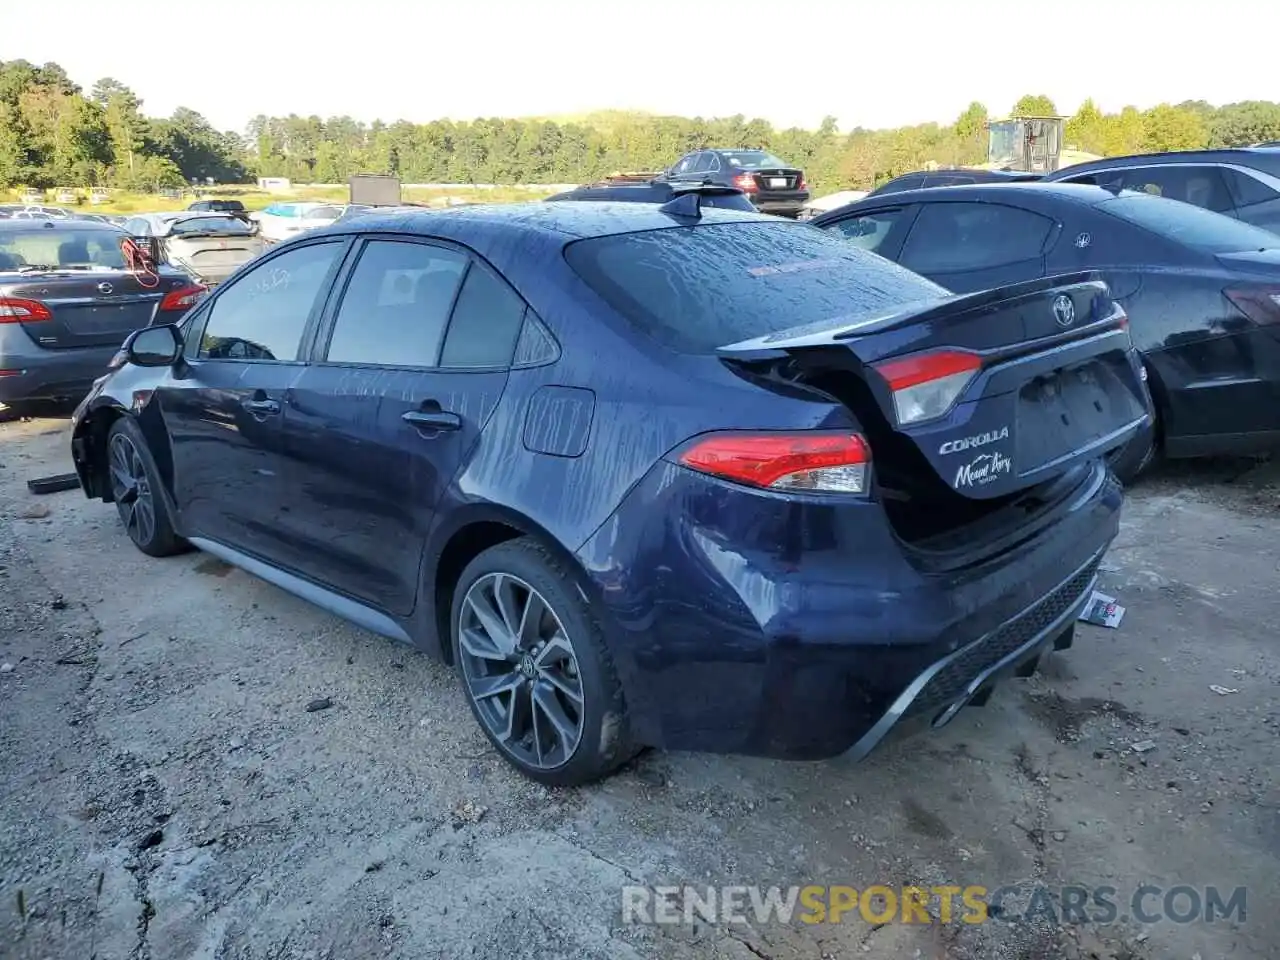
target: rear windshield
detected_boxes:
[168,216,254,236]
[1097,193,1278,254]
[0,228,127,270]
[721,151,789,169]
[564,221,948,353]
[309,206,344,220]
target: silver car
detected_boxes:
[123,211,265,286]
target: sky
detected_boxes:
[2,0,1272,135]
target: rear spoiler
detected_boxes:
[716,271,1108,361]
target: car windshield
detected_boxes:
[1097,193,1279,253]
[167,216,254,237]
[721,151,789,169]
[0,228,127,271]
[564,220,948,353]
[308,205,344,220]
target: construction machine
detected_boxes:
[985,116,1066,173]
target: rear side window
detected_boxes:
[1222,169,1278,208]
[1097,194,1279,254]
[170,216,253,236]
[899,202,1054,272]
[824,208,907,254]
[325,239,467,367]
[564,221,947,354]
[1106,165,1233,213]
[439,266,527,368]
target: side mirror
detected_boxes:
[125,324,184,367]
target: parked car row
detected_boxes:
[10,147,1274,790]
[250,201,365,244]
[0,203,125,225]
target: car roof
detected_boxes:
[323,200,770,242]
[1051,147,1280,174]
[0,218,125,232]
[848,181,1119,207]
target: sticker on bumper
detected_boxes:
[954,450,1012,488]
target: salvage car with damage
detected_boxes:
[69,199,1151,785]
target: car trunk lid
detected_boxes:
[717,272,1150,500]
[163,233,264,283]
[1,270,192,349]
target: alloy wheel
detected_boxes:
[457,572,585,769]
[108,433,156,548]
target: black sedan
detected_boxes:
[661,148,809,217]
[812,182,1280,476]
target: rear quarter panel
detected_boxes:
[438,259,852,555]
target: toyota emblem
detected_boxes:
[97,281,113,295]
[1052,294,1075,328]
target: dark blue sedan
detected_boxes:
[69,200,1149,784]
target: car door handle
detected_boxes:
[402,410,461,431]
[242,398,280,415]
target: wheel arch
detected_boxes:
[424,504,593,665]
[72,400,129,501]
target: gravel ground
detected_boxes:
[0,413,1276,960]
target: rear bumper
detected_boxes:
[574,459,1122,760]
[0,336,118,403]
[752,192,809,217]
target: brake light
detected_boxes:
[0,297,52,323]
[875,350,982,426]
[677,431,870,494]
[732,173,758,193]
[797,176,808,192]
[159,284,207,311]
[1225,286,1280,326]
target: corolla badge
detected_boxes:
[939,426,1009,456]
[1052,294,1075,328]
[954,450,1013,489]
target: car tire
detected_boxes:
[106,417,187,558]
[450,537,634,787]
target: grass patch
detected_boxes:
[2,183,561,215]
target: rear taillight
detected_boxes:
[159,284,207,311]
[797,176,808,192]
[676,430,870,494]
[1225,286,1280,325]
[875,350,982,426]
[732,173,758,193]
[0,297,52,323]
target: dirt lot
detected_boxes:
[1,414,1276,960]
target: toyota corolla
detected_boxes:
[69,200,1150,785]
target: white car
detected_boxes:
[123,211,266,286]
[251,201,348,245]
[798,190,870,221]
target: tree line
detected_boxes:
[3,59,1280,194]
